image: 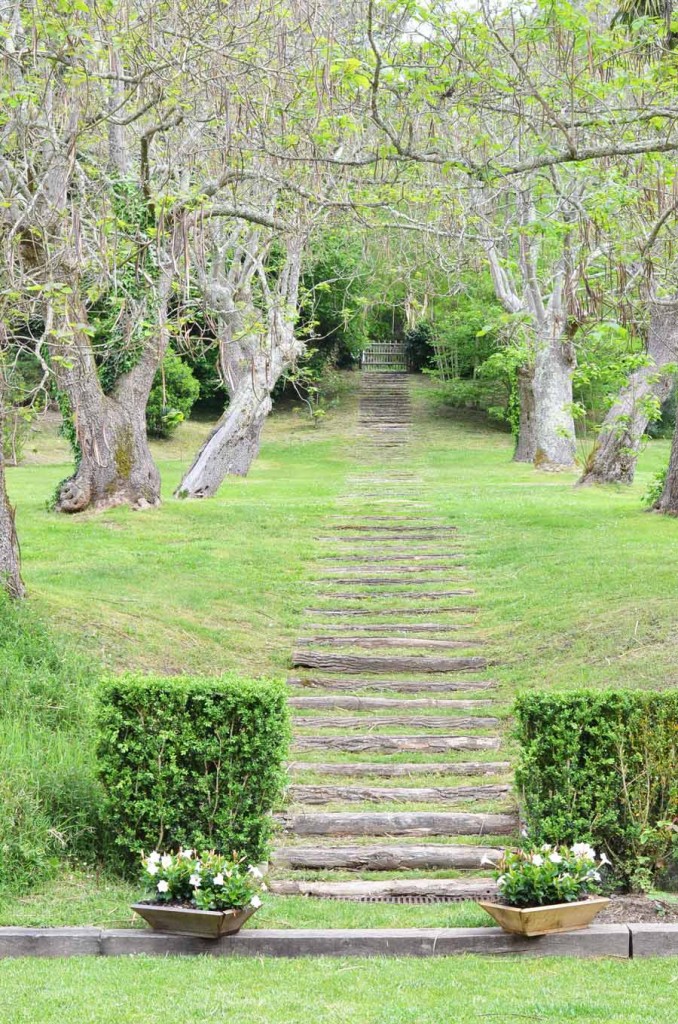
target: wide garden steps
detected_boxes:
[275,372,511,901]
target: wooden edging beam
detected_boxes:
[0,924,656,959]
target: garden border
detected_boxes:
[0,924,676,958]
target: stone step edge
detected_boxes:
[0,925,644,959]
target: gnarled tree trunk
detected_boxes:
[49,283,171,513]
[177,233,305,499]
[532,317,577,470]
[579,298,678,486]
[177,368,274,498]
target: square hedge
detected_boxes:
[97,674,290,869]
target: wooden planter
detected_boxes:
[131,903,257,939]
[478,896,610,937]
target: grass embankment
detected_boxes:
[0,956,675,1023]
[2,376,677,928]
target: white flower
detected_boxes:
[161,854,173,870]
[548,852,563,865]
[213,873,224,887]
[189,873,201,889]
[248,865,264,880]
[250,894,262,909]
[180,849,194,860]
[496,874,506,886]
[261,882,268,892]
[599,852,611,867]
[572,843,596,861]
[530,854,544,867]
[146,862,159,876]
[148,851,161,864]
[480,853,497,867]
[157,880,169,893]
[540,843,553,853]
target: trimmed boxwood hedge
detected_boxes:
[515,690,678,888]
[97,674,290,870]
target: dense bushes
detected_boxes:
[515,690,678,890]
[0,598,102,893]
[97,674,290,870]
[146,350,201,438]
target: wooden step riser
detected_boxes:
[278,811,518,837]
[271,844,503,870]
[296,638,483,651]
[292,736,501,753]
[287,784,511,805]
[287,678,497,693]
[293,715,499,730]
[304,608,477,617]
[288,697,496,710]
[303,624,471,634]
[288,761,511,778]
[292,653,487,673]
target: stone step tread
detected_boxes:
[277,810,518,837]
[271,844,503,870]
[288,761,511,778]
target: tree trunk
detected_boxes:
[513,365,537,462]
[55,391,160,513]
[532,321,577,469]
[50,293,166,513]
[0,374,25,598]
[176,374,273,498]
[652,401,678,515]
[578,298,678,486]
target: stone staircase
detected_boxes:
[269,372,517,901]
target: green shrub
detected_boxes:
[515,690,678,890]
[0,598,102,893]
[97,674,290,871]
[146,350,201,438]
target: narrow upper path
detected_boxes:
[269,371,517,902]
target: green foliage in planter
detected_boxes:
[515,690,678,890]
[97,674,290,871]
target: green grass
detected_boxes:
[0,956,677,1022]
[10,403,357,676]
[0,871,489,929]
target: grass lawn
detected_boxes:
[9,399,357,676]
[0,956,676,1023]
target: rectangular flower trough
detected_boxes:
[478,896,610,937]
[131,903,256,939]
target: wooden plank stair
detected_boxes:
[272,372,513,902]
